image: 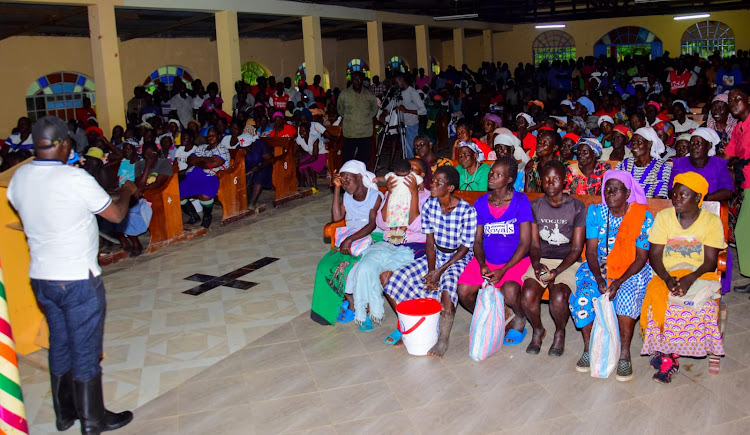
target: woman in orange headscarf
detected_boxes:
[641,172,726,383]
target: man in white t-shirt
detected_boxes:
[7,116,135,434]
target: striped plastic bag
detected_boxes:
[334,226,373,257]
[589,293,621,378]
[469,280,505,361]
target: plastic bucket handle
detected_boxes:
[397,316,426,335]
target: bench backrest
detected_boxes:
[264,136,298,200]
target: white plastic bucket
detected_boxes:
[396,298,442,356]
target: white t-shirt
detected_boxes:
[295,122,327,155]
[7,160,112,280]
[170,144,205,171]
[672,117,701,134]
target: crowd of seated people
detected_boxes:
[311,50,750,385]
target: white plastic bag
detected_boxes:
[589,293,620,378]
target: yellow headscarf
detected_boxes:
[673,171,709,207]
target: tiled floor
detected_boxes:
[19,190,750,434]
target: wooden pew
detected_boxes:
[264,136,301,206]
[142,163,184,244]
[216,148,249,223]
[325,126,343,187]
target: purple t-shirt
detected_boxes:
[475,191,533,264]
[668,157,734,195]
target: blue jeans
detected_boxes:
[31,272,106,381]
[403,124,418,159]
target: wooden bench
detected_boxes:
[216,148,249,223]
[143,163,184,244]
[325,126,343,187]
[264,136,300,205]
[322,190,729,297]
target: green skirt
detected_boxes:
[311,233,383,325]
[736,189,750,276]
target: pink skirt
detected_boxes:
[458,256,532,287]
[299,153,327,173]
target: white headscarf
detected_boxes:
[516,112,535,127]
[597,115,614,127]
[340,160,378,191]
[690,127,721,156]
[633,127,665,159]
[494,133,529,167]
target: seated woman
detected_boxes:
[451,118,492,160]
[456,157,533,348]
[668,128,733,203]
[706,92,736,157]
[521,160,586,356]
[652,120,676,160]
[601,125,633,161]
[616,127,672,198]
[178,127,230,228]
[525,130,567,193]
[489,133,528,192]
[479,113,509,145]
[560,133,578,161]
[673,134,691,158]
[220,119,254,149]
[515,112,538,157]
[269,111,297,138]
[413,135,452,174]
[382,166,477,357]
[456,141,490,191]
[567,138,612,196]
[345,158,432,330]
[169,129,204,182]
[641,172,726,382]
[570,170,654,381]
[597,115,615,148]
[311,160,383,326]
[296,121,333,189]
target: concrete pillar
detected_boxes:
[215,11,242,100]
[453,28,465,68]
[415,24,430,75]
[302,16,325,84]
[367,20,385,79]
[482,29,494,64]
[88,3,125,133]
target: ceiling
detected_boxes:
[303,0,749,24]
[0,2,474,42]
[0,1,747,42]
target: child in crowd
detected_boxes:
[373,159,424,244]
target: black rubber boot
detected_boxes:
[51,372,77,431]
[201,203,214,228]
[73,375,133,435]
[181,203,201,224]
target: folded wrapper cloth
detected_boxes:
[346,242,415,325]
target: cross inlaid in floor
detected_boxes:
[182,257,279,296]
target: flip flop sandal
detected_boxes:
[358,317,374,332]
[337,308,355,324]
[525,330,546,355]
[383,328,402,346]
[503,327,527,346]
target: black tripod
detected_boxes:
[374,86,408,171]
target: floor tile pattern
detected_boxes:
[18,189,750,434]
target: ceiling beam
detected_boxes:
[0,7,86,41]
[120,13,213,41]
[238,16,299,34]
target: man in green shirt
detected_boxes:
[337,71,378,165]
